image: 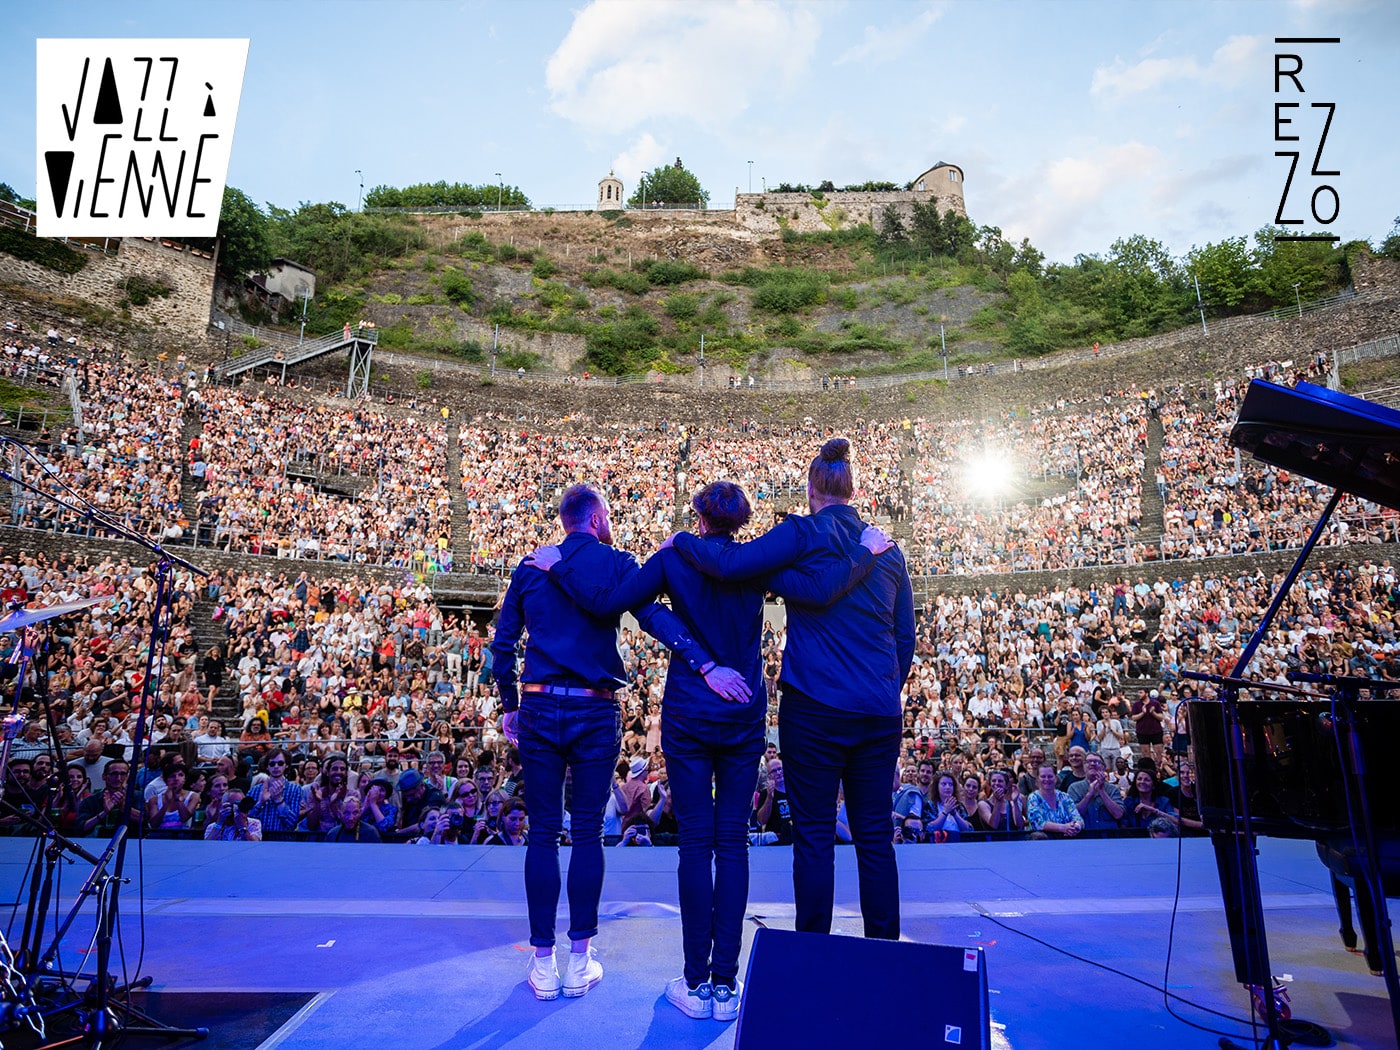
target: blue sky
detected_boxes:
[4,0,1397,264]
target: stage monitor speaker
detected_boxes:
[735,927,990,1048]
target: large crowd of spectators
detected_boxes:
[3,530,1394,846]
[192,388,453,568]
[2,319,1397,849]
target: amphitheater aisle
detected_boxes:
[178,399,203,522]
[1138,408,1165,545]
[446,423,470,568]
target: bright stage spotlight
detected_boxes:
[963,453,1015,502]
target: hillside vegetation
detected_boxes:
[223,192,1384,377]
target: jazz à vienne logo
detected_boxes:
[36,39,248,238]
[1273,36,1340,243]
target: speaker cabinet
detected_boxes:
[735,927,991,1049]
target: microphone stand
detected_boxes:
[0,432,208,1047]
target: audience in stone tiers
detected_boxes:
[2,319,1397,846]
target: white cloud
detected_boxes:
[1091,34,1263,98]
[835,3,946,66]
[545,0,821,131]
[978,142,1169,262]
[612,133,668,181]
[1043,142,1162,207]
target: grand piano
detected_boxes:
[1191,695,1400,975]
[1187,379,1400,1041]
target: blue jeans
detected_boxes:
[662,716,765,987]
[517,694,621,947]
[779,689,902,940]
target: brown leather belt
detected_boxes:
[520,683,617,700]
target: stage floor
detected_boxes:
[2,837,1395,1049]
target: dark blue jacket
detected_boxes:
[673,504,915,718]
[491,531,713,712]
[548,536,875,727]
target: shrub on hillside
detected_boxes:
[645,260,705,285]
[664,293,700,320]
[439,268,475,307]
[0,226,88,274]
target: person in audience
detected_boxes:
[203,788,261,841]
[73,758,143,838]
[981,768,1025,832]
[248,749,303,832]
[360,777,399,837]
[322,792,378,842]
[486,798,529,845]
[927,772,973,838]
[1067,753,1125,830]
[1122,767,1177,830]
[147,763,198,830]
[1027,763,1084,837]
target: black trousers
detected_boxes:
[778,689,902,940]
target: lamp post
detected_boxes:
[298,288,311,346]
[640,173,646,211]
[747,160,753,193]
[495,174,502,212]
[355,170,363,212]
[761,176,766,192]
[1292,281,1303,318]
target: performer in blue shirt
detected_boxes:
[669,438,915,941]
[492,484,747,1003]
[527,479,890,1019]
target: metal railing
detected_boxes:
[212,323,378,378]
[365,202,730,215]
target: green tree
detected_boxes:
[909,200,944,255]
[213,186,272,279]
[1185,236,1256,309]
[1252,226,1348,305]
[1381,216,1400,261]
[875,204,908,251]
[629,157,709,208]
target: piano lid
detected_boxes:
[1230,380,1400,512]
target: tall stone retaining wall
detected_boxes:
[0,235,215,344]
[735,189,965,236]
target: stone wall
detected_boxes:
[735,189,964,236]
[0,525,501,605]
[910,543,1396,600]
[0,234,214,345]
[2,524,1389,613]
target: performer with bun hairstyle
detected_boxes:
[669,437,915,941]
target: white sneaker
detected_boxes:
[562,946,603,998]
[664,977,713,1019]
[711,979,742,1022]
[526,950,560,1001]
